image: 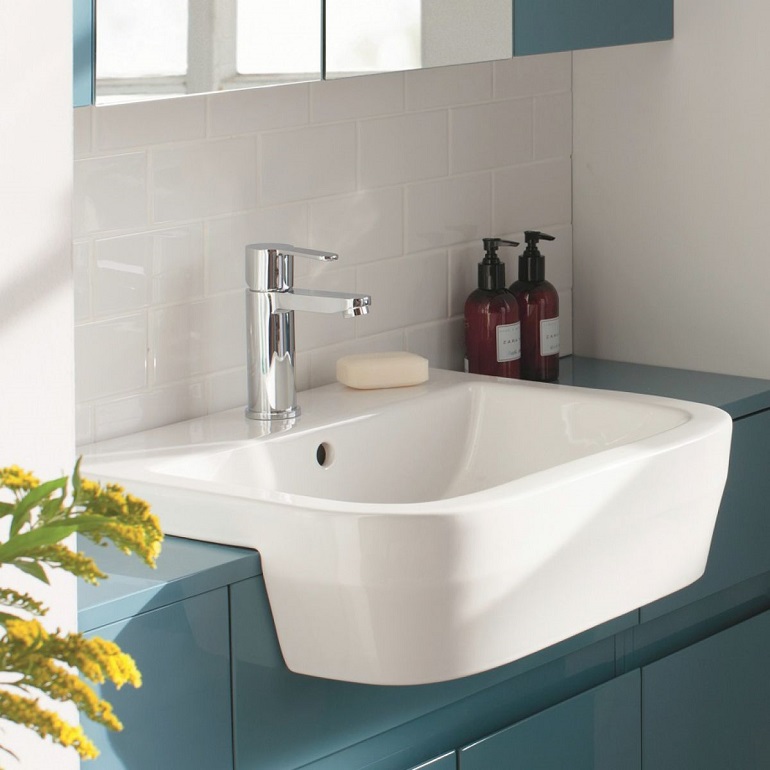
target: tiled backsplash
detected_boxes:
[74,55,573,445]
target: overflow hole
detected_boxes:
[316,442,333,468]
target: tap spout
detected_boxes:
[275,289,371,317]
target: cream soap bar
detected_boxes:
[336,352,429,390]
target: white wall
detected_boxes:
[0,4,77,770]
[573,0,770,378]
[73,55,574,443]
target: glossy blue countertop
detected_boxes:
[78,535,260,632]
[562,356,770,419]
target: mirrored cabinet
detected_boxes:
[74,0,673,107]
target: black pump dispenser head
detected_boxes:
[519,231,556,282]
[479,237,519,290]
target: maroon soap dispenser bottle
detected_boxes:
[464,238,521,379]
[510,231,559,382]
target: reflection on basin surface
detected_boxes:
[81,368,732,685]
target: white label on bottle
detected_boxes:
[497,322,521,362]
[540,316,560,357]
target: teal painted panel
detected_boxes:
[82,588,233,769]
[513,0,672,56]
[78,535,260,631]
[410,753,456,770]
[562,356,770,419]
[625,572,770,673]
[73,0,94,107]
[641,409,770,620]
[642,609,770,769]
[460,670,640,770]
[230,577,617,770]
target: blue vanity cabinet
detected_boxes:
[77,536,260,770]
[81,588,233,769]
[458,671,641,770]
[409,753,456,770]
[641,609,770,770]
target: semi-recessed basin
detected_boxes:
[81,368,732,685]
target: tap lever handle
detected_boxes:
[246,243,338,292]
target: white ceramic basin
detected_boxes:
[81,369,732,685]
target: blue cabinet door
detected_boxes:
[642,609,770,770]
[409,753,456,770]
[514,0,673,56]
[81,588,233,770]
[459,671,641,770]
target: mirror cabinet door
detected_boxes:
[325,0,512,79]
[90,0,322,105]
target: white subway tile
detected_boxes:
[95,97,206,151]
[205,204,308,294]
[150,225,205,304]
[311,72,404,123]
[93,226,204,315]
[93,234,150,316]
[207,368,247,414]
[93,380,207,441]
[150,293,245,385]
[309,188,403,264]
[493,159,572,235]
[451,99,533,174]
[73,153,148,236]
[360,111,448,189]
[308,331,406,388]
[152,136,258,222]
[534,92,572,160]
[406,173,492,252]
[294,353,312,393]
[208,83,309,137]
[73,106,93,159]
[494,52,572,98]
[73,240,92,321]
[75,403,94,448]
[260,123,356,205]
[406,318,465,371]
[356,250,448,337]
[449,241,492,318]
[294,268,358,352]
[75,314,148,401]
[405,62,493,110]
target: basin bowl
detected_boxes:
[81,369,732,685]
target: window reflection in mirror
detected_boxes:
[95,0,322,105]
[325,0,512,79]
[325,1,422,78]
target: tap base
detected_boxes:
[245,406,301,421]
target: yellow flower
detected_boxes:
[5,618,48,649]
[0,466,39,492]
[0,690,100,760]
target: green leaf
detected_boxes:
[72,457,83,497]
[9,476,68,537]
[0,610,25,627]
[0,523,81,564]
[0,502,15,519]
[12,560,49,585]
